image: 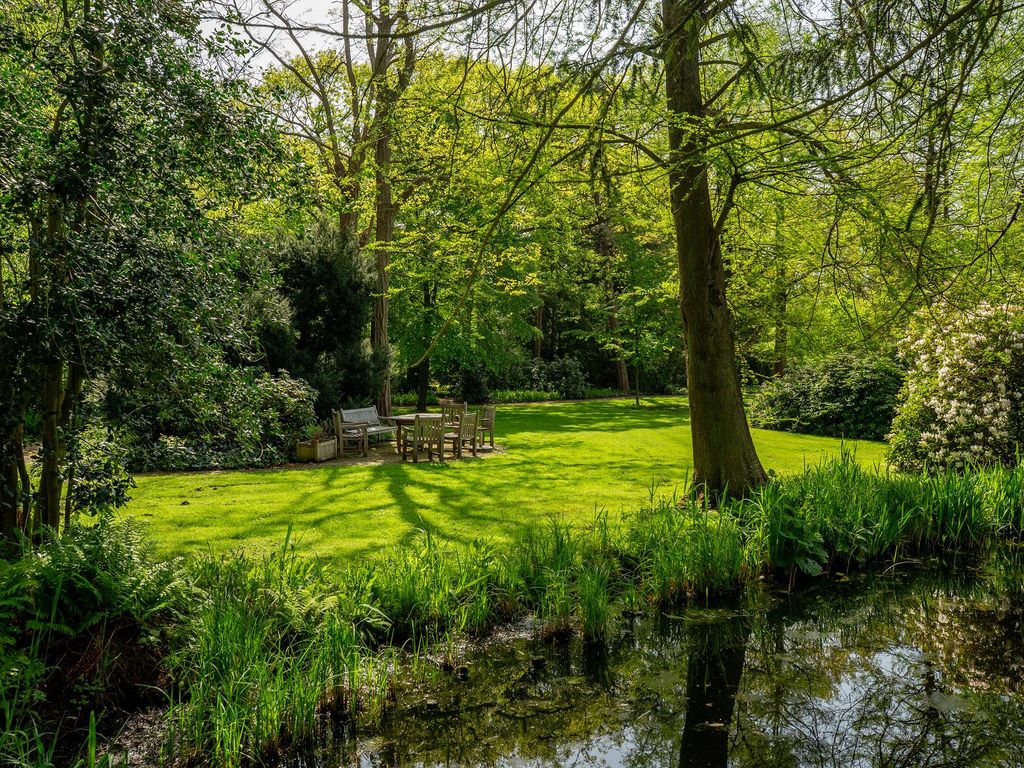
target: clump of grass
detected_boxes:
[743,449,1022,580]
[977,460,1024,534]
[576,559,612,641]
[167,535,392,767]
[355,531,511,643]
[621,497,744,604]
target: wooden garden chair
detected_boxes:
[441,401,467,428]
[477,404,496,448]
[444,411,478,459]
[403,415,445,463]
[332,409,368,457]
[424,418,446,462]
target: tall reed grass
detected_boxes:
[6,452,1024,766]
[167,534,394,767]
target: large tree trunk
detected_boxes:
[663,0,767,498]
[608,308,631,392]
[372,129,393,417]
[415,358,430,413]
[0,431,20,541]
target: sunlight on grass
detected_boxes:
[124,397,887,562]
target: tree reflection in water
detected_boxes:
[679,614,750,768]
[295,555,1024,767]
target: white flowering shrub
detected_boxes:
[888,304,1024,471]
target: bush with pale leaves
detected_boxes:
[888,305,1024,471]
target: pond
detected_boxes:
[293,554,1024,768]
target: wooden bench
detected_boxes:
[332,406,397,457]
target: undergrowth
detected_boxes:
[4,451,1024,766]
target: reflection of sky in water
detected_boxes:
[298,567,1024,768]
[767,645,940,766]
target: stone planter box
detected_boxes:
[296,438,336,463]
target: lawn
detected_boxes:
[124,397,887,562]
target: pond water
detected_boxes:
[298,556,1024,768]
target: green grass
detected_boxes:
[124,397,887,561]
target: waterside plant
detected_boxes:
[5,451,1024,766]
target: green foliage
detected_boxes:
[621,500,745,603]
[576,557,613,641]
[889,305,1024,471]
[110,367,315,471]
[0,0,287,533]
[743,450,1023,577]
[749,354,904,440]
[66,432,135,517]
[489,389,560,403]
[583,387,625,399]
[509,356,590,400]
[264,220,382,416]
[744,482,828,578]
[539,356,590,400]
[0,518,188,767]
[454,362,491,405]
[392,391,441,407]
[22,519,187,634]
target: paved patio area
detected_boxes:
[289,441,505,470]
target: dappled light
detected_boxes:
[126,398,887,560]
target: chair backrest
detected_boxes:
[341,406,380,426]
[481,404,496,427]
[459,411,478,440]
[441,403,460,424]
[425,417,445,442]
[412,414,432,439]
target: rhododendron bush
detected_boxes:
[888,305,1024,471]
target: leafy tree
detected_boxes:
[266,219,383,415]
[222,0,424,415]
[0,0,279,538]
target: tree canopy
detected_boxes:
[3,0,1024,535]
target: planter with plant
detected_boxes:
[295,422,336,462]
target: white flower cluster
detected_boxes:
[893,303,1024,470]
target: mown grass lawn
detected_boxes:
[124,397,887,562]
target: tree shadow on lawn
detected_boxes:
[136,399,694,561]
[296,452,628,560]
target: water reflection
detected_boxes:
[679,614,749,768]
[298,555,1024,768]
